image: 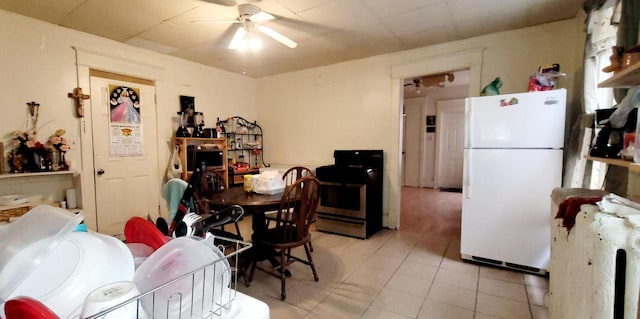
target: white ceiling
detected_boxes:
[0,0,582,78]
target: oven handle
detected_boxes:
[319,181,365,188]
[317,214,365,225]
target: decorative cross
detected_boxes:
[26,101,39,134]
[67,87,90,117]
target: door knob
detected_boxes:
[97,168,105,176]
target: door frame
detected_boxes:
[75,48,164,230]
[434,99,465,189]
[390,49,483,229]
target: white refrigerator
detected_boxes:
[460,89,566,274]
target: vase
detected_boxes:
[51,150,61,171]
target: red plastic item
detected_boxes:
[124,217,170,251]
[4,297,59,319]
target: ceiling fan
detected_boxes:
[405,72,455,93]
[193,2,297,50]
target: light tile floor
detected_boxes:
[235,187,550,319]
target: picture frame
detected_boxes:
[179,95,195,127]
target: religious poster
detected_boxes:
[108,85,143,157]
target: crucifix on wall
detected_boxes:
[68,87,90,117]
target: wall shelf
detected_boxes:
[0,170,76,180]
[598,62,640,88]
[587,156,640,201]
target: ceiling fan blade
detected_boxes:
[200,0,237,6]
[190,19,240,24]
[228,27,247,50]
[257,25,297,48]
[250,11,274,23]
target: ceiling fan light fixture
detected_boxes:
[228,27,247,50]
[246,36,262,51]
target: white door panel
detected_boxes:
[91,76,159,236]
[461,148,562,270]
[465,89,566,148]
[436,99,464,188]
[403,97,426,187]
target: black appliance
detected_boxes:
[315,150,383,239]
[187,145,225,171]
[590,107,637,158]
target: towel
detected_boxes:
[555,196,603,233]
[162,178,188,222]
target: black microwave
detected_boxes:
[187,145,224,171]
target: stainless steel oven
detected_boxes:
[316,182,368,238]
[315,150,383,239]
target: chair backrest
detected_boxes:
[274,176,320,242]
[282,166,314,186]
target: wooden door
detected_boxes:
[90,74,160,235]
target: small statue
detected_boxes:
[481,77,503,96]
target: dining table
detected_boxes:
[205,186,288,273]
[206,186,283,237]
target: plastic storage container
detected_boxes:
[0,205,83,304]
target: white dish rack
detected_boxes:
[85,236,253,319]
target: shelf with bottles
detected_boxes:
[217,116,269,169]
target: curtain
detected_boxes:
[567,0,640,190]
[564,0,619,188]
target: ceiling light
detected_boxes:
[228,27,247,50]
[228,27,262,52]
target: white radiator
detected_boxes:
[549,188,640,319]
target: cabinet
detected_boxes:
[173,137,228,189]
[218,116,269,187]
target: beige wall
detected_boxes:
[256,17,585,229]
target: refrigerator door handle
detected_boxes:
[464,149,472,199]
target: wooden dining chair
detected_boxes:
[247,175,320,300]
[264,166,315,250]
